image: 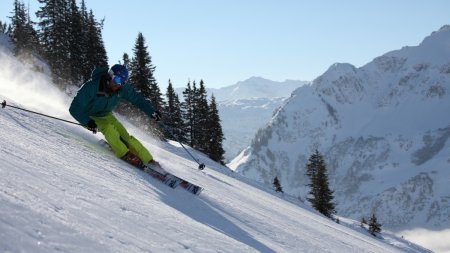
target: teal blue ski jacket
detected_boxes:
[69,67,155,125]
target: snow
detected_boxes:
[0,37,429,252]
[400,228,450,253]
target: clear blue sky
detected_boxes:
[1,0,450,89]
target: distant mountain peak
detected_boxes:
[208,77,308,102]
[244,76,270,82]
[437,24,450,32]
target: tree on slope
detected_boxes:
[0,20,12,35]
[305,149,336,218]
[192,80,209,153]
[84,9,107,79]
[206,94,225,164]
[10,0,40,57]
[181,81,195,146]
[273,176,284,193]
[36,0,71,86]
[67,0,84,84]
[36,0,107,86]
[368,213,382,236]
[164,79,186,142]
[128,32,163,110]
[78,0,108,82]
[122,32,165,135]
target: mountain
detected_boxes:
[206,76,307,101]
[230,25,450,235]
[176,77,307,161]
[0,36,428,253]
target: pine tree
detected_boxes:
[122,53,130,69]
[305,149,336,218]
[192,80,209,152]
[0,20,12,35]
[128,32,162,110]
[78,0,91,81]
[67,0,84,85]
[164,79,186,142]
[273,176,284,193]
[368,213,382,236]
[206,95,225,164]
[125,32,154,125]
[123,32,165,136]
[10,0,28,55]
[181,81,195,146]
[35,0,106,86]
[179,79,224,160]
[129,33,152,97]
[24,5,40,55]
[150,74,164,112]
[36,0,72,86]
[10,0,40,57]
[85,10,107,73]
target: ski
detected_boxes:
[179,180,203,195]
[142,163,203,195]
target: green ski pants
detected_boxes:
[90,112,153,164]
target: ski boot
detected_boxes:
[121,151,144,169]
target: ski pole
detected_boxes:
[158,122,205,170]
[1,100,83,127]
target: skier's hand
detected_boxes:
[151,111,162,122]
[87,119,97,134]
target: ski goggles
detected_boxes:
[111,75,125,86]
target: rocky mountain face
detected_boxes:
[230,25,450,231]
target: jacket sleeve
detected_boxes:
[69,82,96,125]
[120,84,156,118]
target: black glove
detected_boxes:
[151,111,162,122]
[87,119,97,134]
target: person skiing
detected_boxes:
[69,64,161,168]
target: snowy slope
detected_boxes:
[0,37,428,253]
[230,25,450,240]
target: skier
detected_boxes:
[69,64,161,168]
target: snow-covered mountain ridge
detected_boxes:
[0,34,429,252]
[206,76,307,101]
[230,25,450,234]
